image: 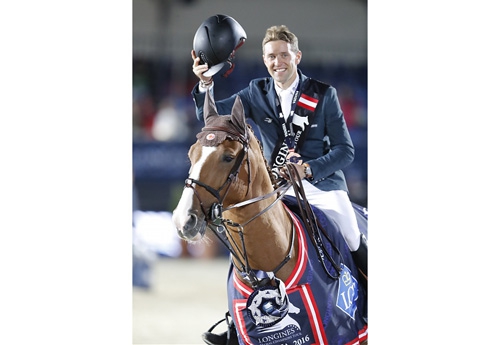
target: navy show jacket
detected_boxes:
[191,70,354,193]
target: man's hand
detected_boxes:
[278,162,306,180]
[191,50,212,84]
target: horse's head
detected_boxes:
[173,92,272,241]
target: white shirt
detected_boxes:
[275,75,299,122]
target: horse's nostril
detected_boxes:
[174,204,207,241]
[185,213,198,230]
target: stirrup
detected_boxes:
[201,312,238,345]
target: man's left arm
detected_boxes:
[306,87,355,181]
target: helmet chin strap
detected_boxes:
[222,61,235,78]
[222,38,246,78]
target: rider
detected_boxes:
[191,16,367,345]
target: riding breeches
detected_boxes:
[285,181,362,251]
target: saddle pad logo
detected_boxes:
[233,285,327,345]
[246,279,290,328]
[336,264,359,320]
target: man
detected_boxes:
[191,24,367,345]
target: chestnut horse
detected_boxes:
[172,92,368,345]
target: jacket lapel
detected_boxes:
[263,78,279,120]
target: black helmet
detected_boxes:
[193,14,246,77]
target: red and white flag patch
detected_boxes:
[297,94,319,111]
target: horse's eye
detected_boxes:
[223,155,234,163]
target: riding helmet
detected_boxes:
[193,14,247,77]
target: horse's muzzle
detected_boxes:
[172,208,207,241]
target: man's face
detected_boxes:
[263,40,301,89]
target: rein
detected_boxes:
[184,128,295,288]
[208,182,295,288]
[185,122,343,288]
[222,183,290,225]
[284,163,344,280]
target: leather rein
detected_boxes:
[184,125,344,288]
[184,126,294,288]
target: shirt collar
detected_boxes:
[274,74,300,95]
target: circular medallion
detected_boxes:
[206,133,216,141]
[286,151,303,164]
[246,279,289,327]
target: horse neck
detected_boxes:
[226,198,296,281]
[225,156,297,282]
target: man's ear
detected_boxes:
[295,50,302,64]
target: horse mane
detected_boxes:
[246,123,280,189]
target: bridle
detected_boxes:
[184,124,344,288]
[184,125,251,226]
[183,126,294,288]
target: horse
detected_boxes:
[172,91,368,345]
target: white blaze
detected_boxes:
[172,146,217,227]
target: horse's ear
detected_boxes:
[203,90,218,122]
[231,95,247,135]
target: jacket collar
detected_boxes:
[264,69,307,118]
